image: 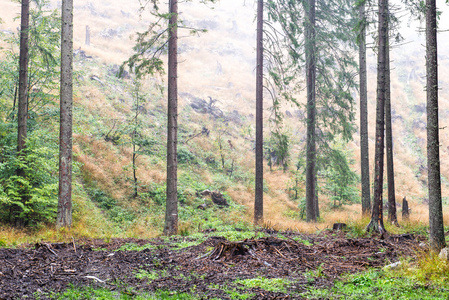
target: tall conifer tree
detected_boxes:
[57,0,74,228]
[254,0,264,225]
[384,7,398,226]
[426,0,445,252]
[367,0,387,234]
[305,0,317,222]
[164,0,179,235]
[357,0,371,217]
[14,0,30,227]
[268,0,357,222]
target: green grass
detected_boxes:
[40,285,197,300]
[234,276,291,293]
[135,269,168,281]
[208,283,256,300]
[302,269,449,300]
[207,276,292,299]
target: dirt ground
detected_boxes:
[0,230,425,299]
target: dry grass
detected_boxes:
[2,0,449,242]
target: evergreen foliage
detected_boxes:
[266,0,358,216]
[0,129,59,226]
[0,0,61,227]
[1,0,61,119]
[321,144,359,208]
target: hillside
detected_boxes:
[1,0,449,241]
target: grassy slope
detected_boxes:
[1,0,449,243]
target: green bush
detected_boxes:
[0,129,59,227]
[177,147,196,164]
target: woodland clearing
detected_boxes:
[0,230,428,299]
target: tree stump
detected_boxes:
[402,197,409,220]
[207,241,249,261]
[332,223,347,231]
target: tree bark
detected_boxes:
[305,0,317,222]
[85,25,90,46]
[133,133,138,198]
[57,0,73,228]
[367,0,387,234]
[254,0,264,226]
[164,0,179,236]
[17,0,30,163]
[385,14,398,226]
[426,0,446,252]
[359,1,371,217]
[13,0,30,227]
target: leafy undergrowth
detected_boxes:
[304,269,449,300]
[44,286,195,300]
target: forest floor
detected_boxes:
[0,229,426,299]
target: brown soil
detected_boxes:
[0,230,424,299]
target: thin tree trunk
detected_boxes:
[132,84,140,199]
[164,0,179,236]
[305,0,317,222]
[385,15,398,226]
[13,0,30,227]
[133,135,138,198]
[359,1,371,217]
[367,0,387,234]
[85,25,90,46]
[17,0,30,163]
[426,0,446,252]
[11,85,18,121]
[254,0,264,225]
[314,172,319,218]
[57,0,73,228]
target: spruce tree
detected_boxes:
[267,0,358,222]
[14,0,30,227]
[254,0,264,225]
[426,0,445,252]
[367,0,387,234]
[57,0,74,228]
[357,0,371,217]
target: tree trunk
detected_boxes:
[367,0,387,234]
[254,0,264,225]
[133,135,138,198]
[426,0,446,252]
[17,0,30,163]
[359,1,371,217]
[164,0,179,236]
[13,0,30,227]
[305,0,317,222]
[57,0,74,228]
[85,25,90,46]
[132,84,140,199]
[314,172,319,218]
[385,15,398,226]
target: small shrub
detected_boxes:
[177,147,196,165]
[0,130,59,227]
